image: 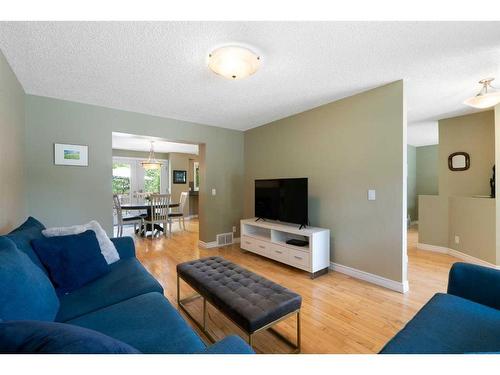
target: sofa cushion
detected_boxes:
[0,320,139,354]
[32,230,110,295]
[198,335,254,354]
[42,221,120,265]
[67,292,206,354]
[56,257,163,322]
[380,293,500,354]
[5,217,47,273]
[0,237,59,321]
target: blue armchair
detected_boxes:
[380,262,500,354]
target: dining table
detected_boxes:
[121,202,180,236]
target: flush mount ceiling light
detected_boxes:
[464,78,500,109]
[208,45,260,80]
[141,141,162,170]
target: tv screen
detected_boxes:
[255,178,308,226]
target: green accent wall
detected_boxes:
[0,49,26,233]
[416,145,438,195]
[407,145,416,222]
[24,95,244,242]
[244,81,406,283]
[414,144,439,219]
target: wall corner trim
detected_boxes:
[329,262,409,294]
[417,243,500,269]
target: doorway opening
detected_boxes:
[111,131,201,239]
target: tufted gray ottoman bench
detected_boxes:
[177,256,302,353]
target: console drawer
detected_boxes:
[288,248,310,270]
[268,244,289,263]
[241,236,257,252]
[253,239,270,257]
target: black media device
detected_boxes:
[255,178,308,229]
[286,239,309,247]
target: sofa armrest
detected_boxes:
[199,335,254,354]
[447,262,500,310]
[110,237,136,259]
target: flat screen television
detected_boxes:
[255,178,308,228]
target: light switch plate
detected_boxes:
[368,189,376,201]
[454,235,460,244]
[211,188,216,196]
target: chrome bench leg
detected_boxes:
[178,273,301,353]
[203,297,207,331]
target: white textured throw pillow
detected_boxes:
[42,221,120,264]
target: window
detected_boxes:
[112,162,131,194]
[144,168,161,193]
[112,157,168,199]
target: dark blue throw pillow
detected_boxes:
[31,230,110,295]
[0,320,140,354]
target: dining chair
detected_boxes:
[134,191,150,204]
[168,191,188,231]
[143,194,172,237]
[113,194,144,237]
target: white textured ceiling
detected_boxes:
[112,132,199,154]
[1,22,500,145]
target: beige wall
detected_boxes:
[418,195,449,247]
[419,195,496,264]
[439,111,495,197]
[495,103,500,266]
[449,196,496,264]
[0,49,26,233]
[244,81,406,283]
[419,110,498,266]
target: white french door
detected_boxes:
[112,157,169,204]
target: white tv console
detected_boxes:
[240,218,330,278]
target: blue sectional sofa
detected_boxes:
[0,217,253,354]
[380,262,500,354]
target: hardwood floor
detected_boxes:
[133,221,461,354]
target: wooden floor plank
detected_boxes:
[131,221,459,353]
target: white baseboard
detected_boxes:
[417,243,500,269]
[410,220,419,225]
[330,262,409,294]
[416,243,448,253]
[185,215,198,220]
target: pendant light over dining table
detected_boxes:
[141,141,162,170]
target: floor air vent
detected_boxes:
[216,232,234,247]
